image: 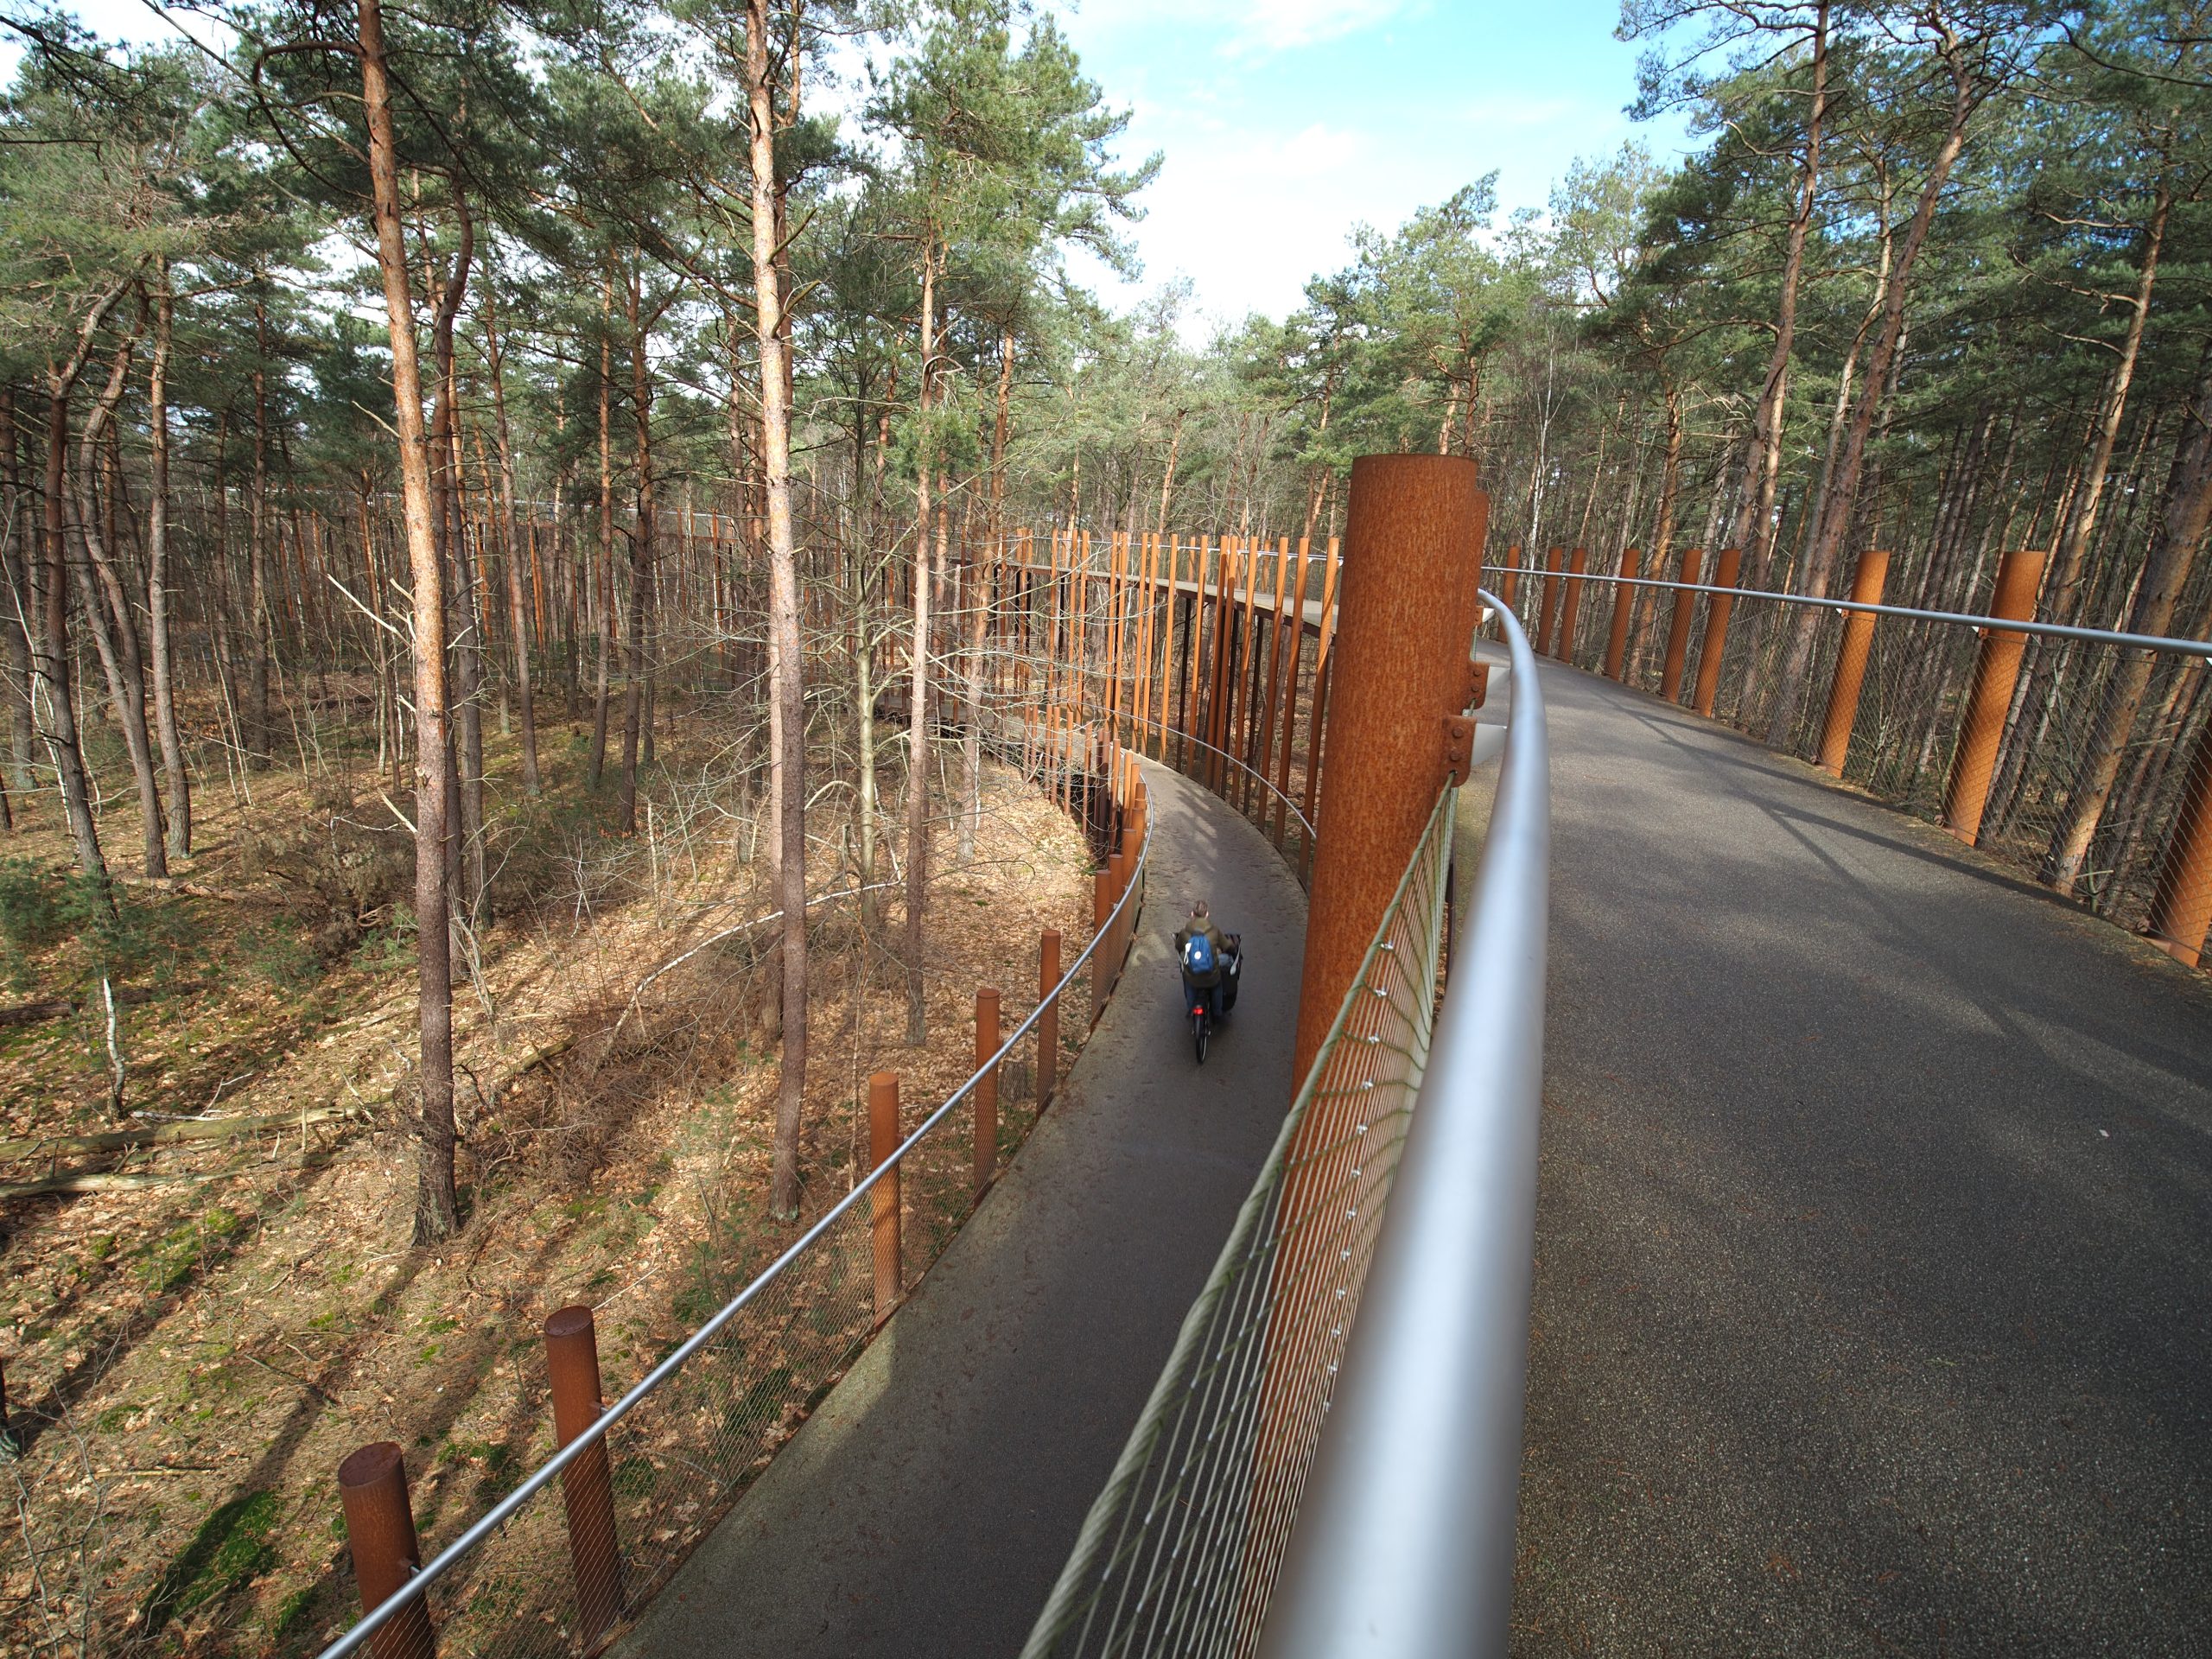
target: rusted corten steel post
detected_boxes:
[1497,547,1519,613]
[1296,538,1344,883]
[1268,537,1311,843]
[1659,545,1705,702]
[1694,546,1743,716]
[1817,547,1891,774]
[1605,547,1641,680]
[1292,455,1487,1086]
[1554,548,1588,663]
[973,987,1001,1198]
[1037,928,1062,1107]
[2147,731,2212,966]
[868,1071,901,1323]
[543,1306,623,1649]
[1534,547,1564,657]
[337,1442,437,1659]
[1943,547,2048,843]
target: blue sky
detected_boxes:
[7,0,1698,332]
[1055,0,1695,331]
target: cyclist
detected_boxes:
[1176,900,1230,1023]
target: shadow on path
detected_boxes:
[1515,664,2212,1658]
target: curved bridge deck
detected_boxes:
[1519,662,2212,1656]
[618,762,1308,1658]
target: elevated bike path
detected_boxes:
[1517,662,2212,1656]
[620,760,1309,1657]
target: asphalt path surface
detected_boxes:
[618,760,1307,1659]
[1514,663,2212,1656]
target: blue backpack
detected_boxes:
[1183,932,1216,976]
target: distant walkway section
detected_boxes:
[620,760,1309,1658]
[1516,664,2212,1656]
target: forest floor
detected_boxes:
[0,689,1101,1658]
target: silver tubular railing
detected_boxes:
[1022,595,1551,1658]
[1484,563,2212,659]
[1020,790,1456,1659]
[1257,592,1550,1656]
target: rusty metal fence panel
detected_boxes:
[1018,785,1457,1659]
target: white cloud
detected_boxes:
[1225,0,1412,55]
[1063,0,1417,59]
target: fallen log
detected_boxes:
[0,1103,365,1164]
[0,983,207,1029]
[0,1033,581,1181]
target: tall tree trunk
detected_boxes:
[589,267,616,790]
[429,207,481,924]
[485,287,540,796]
[2044,344,2212,894]
[960,326,1015,863]
[248,294,273,765]
[905,245,938,1044]
[619,264,656,837]
[748,0,810,1219]
[148,262,189,860]
[359,0,457,1243]
[1727,1,1828,575]
[2040,178,2171,635]
[0,389,39,797]
[73,334,166,877]
[1764,52,1977,742]
[36,282,126,882]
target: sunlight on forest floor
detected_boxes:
[0,695,1099,1657]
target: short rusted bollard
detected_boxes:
[543,1306,623,1649]
[1554,548,1588,663]
[1694,547,1743,717]
[338,1442,437,1659]
[868,1072,901,1323]
[1817,547,1891,775]
[1659,545,1704,703]
[1038,930,1062,1109]
[1605,547,1641,681]
[1534,547,1565,657]
[2148,734,2212,966]
[1943,547,2047,843]
[973,987,1001,1199]
[1091,870,1116,1015]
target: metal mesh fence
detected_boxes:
[1503,558,2212,963]
[1018,786,1455,1659]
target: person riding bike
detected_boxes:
[1176,900,1234,1023]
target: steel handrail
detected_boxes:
[1258,589,1551,1658]
[1118,710,1318,842]
[1484,561,2212,659]
[314,804,1154,1659]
